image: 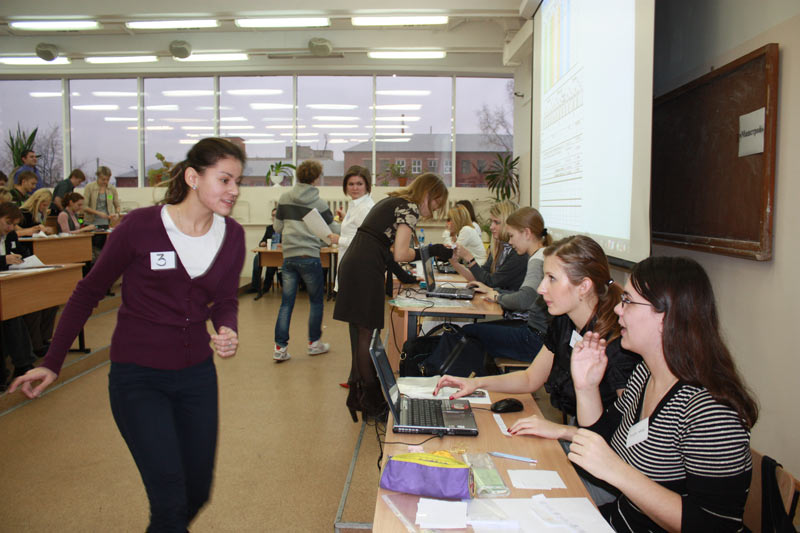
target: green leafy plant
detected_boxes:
[384,162,410,186]
[6,124,38,167]
[147,152,174,186]
[266,161,296,186]
[484,153,520,201]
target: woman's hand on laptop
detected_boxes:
[433,375,477,400]
[467,281,490,293]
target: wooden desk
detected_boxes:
[0,264,83,320]
[372,391,591,531]
[253,246,339,299]
[18,234,92,265]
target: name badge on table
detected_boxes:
[569,330,583,348]
[626,418,649,448]
[150,251,176,270]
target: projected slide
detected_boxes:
[534,0,653,262]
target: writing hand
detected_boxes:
[6,253,23,265]
[211,326,238,358]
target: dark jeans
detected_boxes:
[438,319,544,363]
[250,254,279,292]
[108,357,218,533]
[274,256,324,347]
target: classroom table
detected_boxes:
[0,263,83,320]
[18,234,92,265]
[253,246,339,300]
[371,390,592,532]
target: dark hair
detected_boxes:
[0,201,23,222]
[342,165,372,195]
[21,149,35,159]
[16,170,37,185]
[69,169,86,182]
[162,138,246,205]
[506,207,552,247]
[455,200,478,224]
[63,192,84,207]
[543,235,622,341]
[296,160,323,184]
[631,256,759,429]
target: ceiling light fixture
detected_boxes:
[352,16,448,26]
[0,57,71,65]
[368,51,446,59]
[73,105,120,111]
[10,21,99,31]
[235,18,330,28]
[126,20,218,30]
[29,91,64,97]
[92,91,138,97]
[162,90,214,97]
[176,53,248,62]
[85,55,158,64]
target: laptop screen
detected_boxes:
[418,244,437,291]
[369,330,400,409]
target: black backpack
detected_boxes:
[398,323,462,377]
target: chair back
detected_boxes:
[743,449,800,532]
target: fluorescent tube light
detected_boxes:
[219,125,254,130]
[125,20,218,30]
[0,57,70,65]
[10,21,99,31]
[162,90,214,97]
[312,124,359,129]
[312,116,359,121]
[30,91,64,97]
[85,55,158,64]
[306,104,358,110]
[373,104,422,110]
[368,51,446,59]
[104,117,138,122]
[251,103,294,110]
[73,104,119,111]
[244,139,286,144]
[235,18,329,28]
[376,138,412,142]
[176,53,248,62]
[329,139,350,144]
[92,91,137,97]
[352,16,448,26]
[180,126,215,131]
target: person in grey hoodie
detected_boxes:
[273,160,340,362]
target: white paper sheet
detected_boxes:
[478,496,615,532]
[397,376,492,405]
[493,413,512,436]
[415,498,467,529]
[302,208,334,243]
[739,107,766,156]
[508,470,566,490]
[8,254,47,270]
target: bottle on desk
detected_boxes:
[419,228,425,245]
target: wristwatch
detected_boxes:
[467,258,477,267]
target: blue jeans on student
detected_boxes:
[108,357,218,533]
[462,319,544,362]
[274,256,324,347]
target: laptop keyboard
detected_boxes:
[435,287,474,298]
[408,398,445,427]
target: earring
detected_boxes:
[191,184,197,190]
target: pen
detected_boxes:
[489,451,537,464]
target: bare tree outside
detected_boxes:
[477,79,514,153]
[35,124,64,186]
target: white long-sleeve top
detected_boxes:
[455,225,487,265]
[335,194,375,291]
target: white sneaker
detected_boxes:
[273,344,291,362]
[308,340,330,356]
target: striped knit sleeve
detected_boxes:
[679,392,752,532]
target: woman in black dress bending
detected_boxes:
[334,173,451,421]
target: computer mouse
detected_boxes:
[490,398,524,413]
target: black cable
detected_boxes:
[380,434,444,446]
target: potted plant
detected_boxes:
[147,152,174,186]
[484,153,520,202]
[6,124,38,168]
[386,162,410,186]
[266,161,296,187]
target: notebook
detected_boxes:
[369,330,479,436]
[419,245,475,300]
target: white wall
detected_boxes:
[653,2,800,473]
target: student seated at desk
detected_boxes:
[248,207,281,294]
[0,202,37,390]
[447,200,527,291]
[17,189,55,238]
[445,205,487,266]
[567,256,757,532]
[434,235,639,495]
[429,207,551,372]
[57,192,96,234]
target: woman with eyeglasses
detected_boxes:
[435,235,639,441]
[567,256,757,532]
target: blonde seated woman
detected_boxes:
[445,204,486,266]
[17,189,55,237]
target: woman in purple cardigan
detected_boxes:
[10,138,246,532]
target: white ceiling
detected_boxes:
[0,1,529,76]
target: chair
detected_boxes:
[493,357,529,374]
[743,448,800,532]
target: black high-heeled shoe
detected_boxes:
[348,408,359,423]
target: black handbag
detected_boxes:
[399,323,462,377]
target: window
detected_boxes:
[455,78,513,187]
[298,76,373,187]
[476,159,487,173]
[69,79,139,187]
[411,159,422,174]
[143,77,214,186]
[220,76,293,186]
[376,76,452,186]
[395,159,406,173]
[428,159,438,172]
[443,158,452,174]
[0,80,64,187]
[461,160,472,175]
[380,159,390,173]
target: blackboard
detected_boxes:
[651,44,778,260]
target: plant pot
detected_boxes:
[397,176,408,186]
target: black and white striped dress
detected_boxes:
[589,362,752,532]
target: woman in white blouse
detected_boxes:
[446,204,486,265]
[332,166,374,292]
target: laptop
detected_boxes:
[419,245,475,300]
[369,330,479,436]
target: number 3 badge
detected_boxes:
[150,251,177,270]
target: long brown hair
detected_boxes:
[446,205,471,237]
[506,206,552,248]
[487,200,517,272]
[543,235,621,341]
[161,138,246,205]
[631,256,759,429]
[388,173,448,219]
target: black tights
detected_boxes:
[346,324,387,421]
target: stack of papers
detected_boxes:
[508,470,567,490]
[415,498,467,529]
[397,376,492,405]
